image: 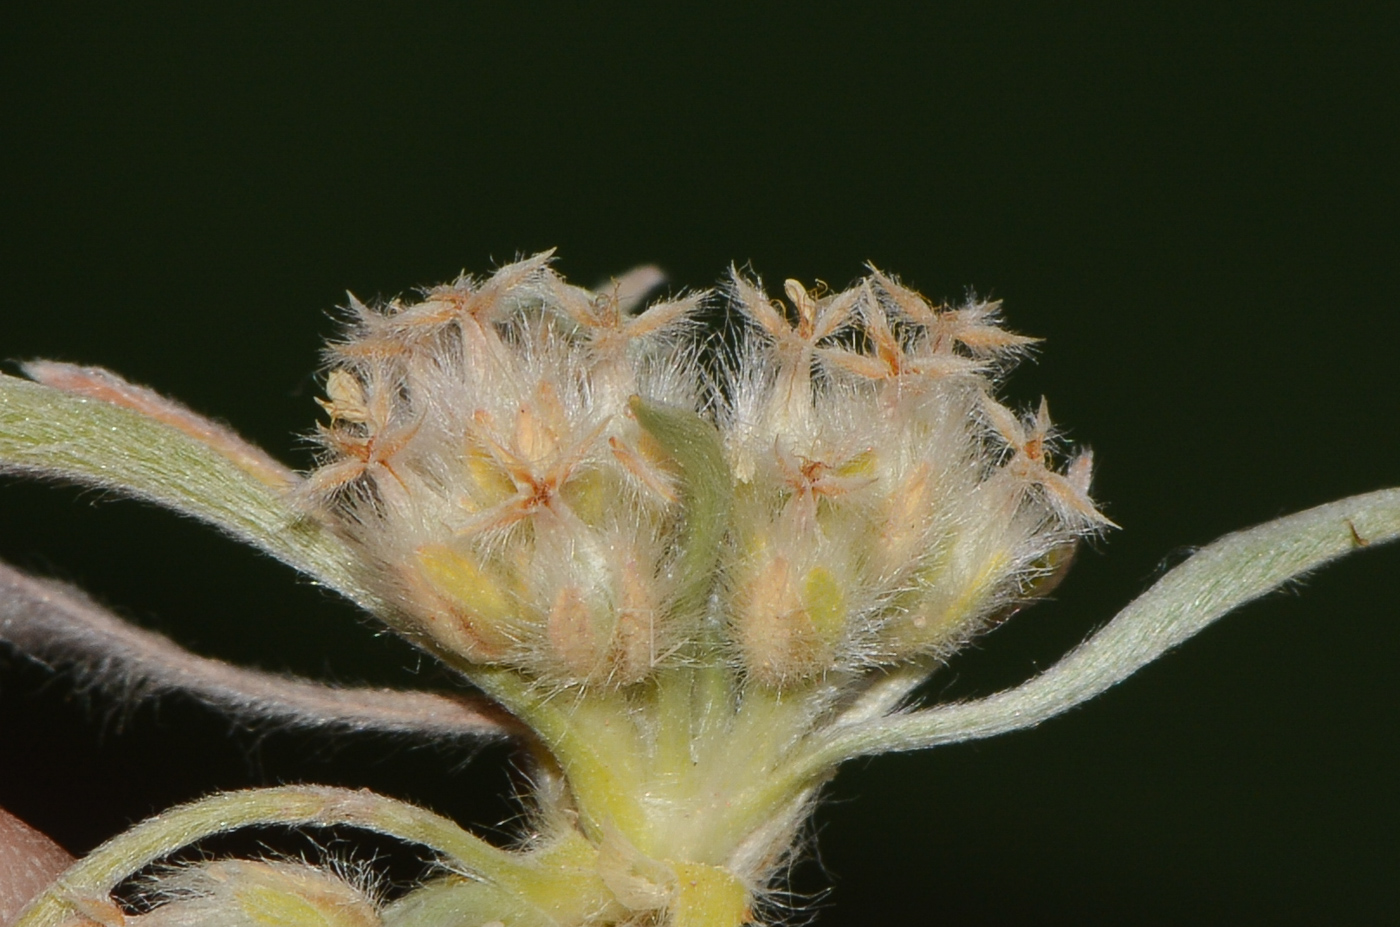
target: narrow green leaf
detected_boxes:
[0,373,382,612]
[800,486,1400,764]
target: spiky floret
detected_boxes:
[307,255,1109,690]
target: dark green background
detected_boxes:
[2,4,1398,924]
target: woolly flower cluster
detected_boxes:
[8,247,1398,927]
[308,253,1110,690]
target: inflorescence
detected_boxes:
[9,253,1389,927]
[308,252,1109,692]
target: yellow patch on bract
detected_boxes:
[461,442,515,510]
[558,466,608,525]
[412,543,518,658]
[801,565,847,645]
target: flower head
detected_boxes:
[305,254,1108,689]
